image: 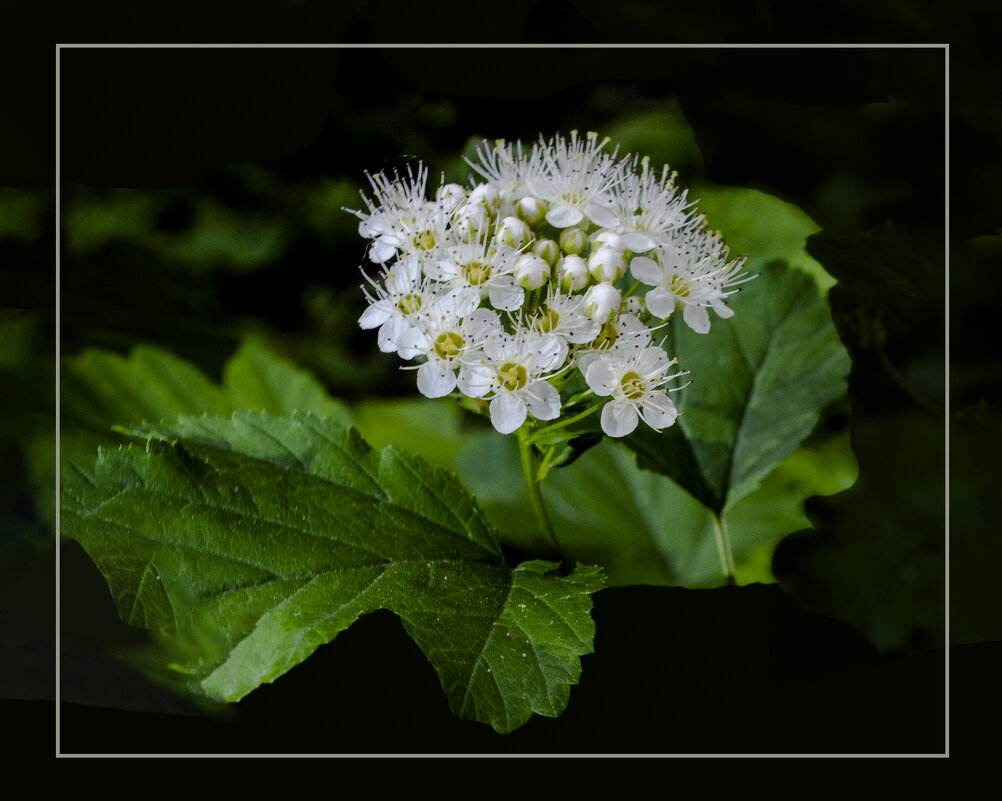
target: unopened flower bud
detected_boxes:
[514,254,551,290]
[584,282,621,323]
[532,238,560,266]
[588,246,627,283]
[436,183,467,215]
[556,254,589,291]
[591,230,627,253]
[559,227,588,255]
[516,196,548,227]
[495,216,531,248]
[452,204,489,240]
[468,183,500,218]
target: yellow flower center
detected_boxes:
[396,294,422,314]
[462,260,492,285]
[591,320,618,349]
[433,331,464,360]
[498,362,528,391]
[620,370,646,400]
[671,274,691,298]
[412,230,436,250]
[534,308,560,333]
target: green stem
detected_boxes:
[517,427,561,558]
[536,443,560,483]
[710,510,736,585]
[623,280,643,299]
[527,400,604,442]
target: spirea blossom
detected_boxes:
[347,131,753,437]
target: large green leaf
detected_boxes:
[625,260,851,513]
[455,421,856,588]
[61,411,603,734]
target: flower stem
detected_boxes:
[623,279,643,299]
[517,427,561,559]
[710,510,736,585]
[527,400,604,443]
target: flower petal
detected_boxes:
[637,345,671,375]
[629,256,663,286]
[640,393,678,431]
[358,299,392,330]
[490,393,528,434]
[488,280,525,312]
[545,204,584,229]
[711,298,735,319]
[601,400,639,437]
[397,325,431,360]
[524,381,561,421]
[457,363,494,398]
[644,286,675,319]
[584,201,619,229]
[417,361,457,398]
[683,303,711,334]
[377,317,410,353]
[369,239,397,264]
[622,232,656,253]
[584,357,618,396]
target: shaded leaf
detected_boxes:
[61,412,603,733]
[625,260,850,512]
[454,420,856,588]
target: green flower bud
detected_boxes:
[515,196,549,227]
[532,238,560,266]
[559,227,588,255]
[468,183,500,218]
[588,245,627,283]
[495,216,531,248]
[556,254,589,291]
[583,282,621,323]
[591,230,627,253]
[514,253,551,290]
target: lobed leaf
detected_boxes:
[61,411,603,733]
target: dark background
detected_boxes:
[2,0,1000,755]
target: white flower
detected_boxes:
[345,163,454,264]
[527,131,624,229]
[610,158,697,254]
[425,232,525,311]
[584,344,688,437]
[466,138,533,209]
[525,288,602,367]
[397,290,502,398]
[457,331,563,434]
[630,223,751,334]
[358,255,444,354]
[574,311,652,377]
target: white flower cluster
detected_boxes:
[347,131,751,438]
